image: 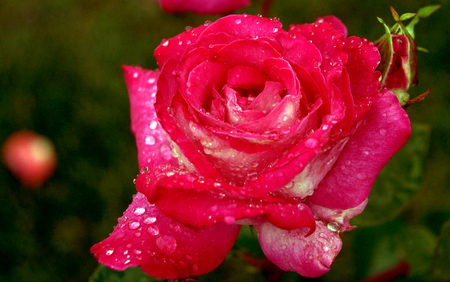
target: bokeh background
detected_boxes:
[1,0,449,281]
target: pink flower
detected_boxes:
[91,15,411,279]
[158,0,250,15]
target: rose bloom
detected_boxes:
[158,0,250,15]
[91,14,411,279]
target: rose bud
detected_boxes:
[2,130,57,189]
[158,0,249,15]
[91,15,411,279]
[376,5,440,106]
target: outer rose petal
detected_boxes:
[256,221,342,278]
[309,91,411,210]
[158,0,249,15]
[124,66,179,170]
[91,193,240,279]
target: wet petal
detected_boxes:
[136,172,316,233]
[91,193,240,279]
[256,221,342,278]
[124,66,179,169]
[309,92,411,209]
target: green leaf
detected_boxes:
[352,123,430,226]
[89,265,159,282]
[406,5,441,38]
[417,5,441,18]
[432,221,450,281]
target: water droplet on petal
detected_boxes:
[185,26,193,31]
[129,221,140,230]
[161,39,169,47]
[144,216,157,224]
[204,20,211,26]
[192,264,199,271]
[313,61,320,68]
[105,249,114,256]
[145,136,156,145]
[149,121,158,129]
[160,144,172,160]
[140,166,149,174]
[235,19,241,24]
[147,226,160,236]
[156,235,177,254]
[224,216,235,224]
[305,138,319,148]
[327,222,340,232]
[272,27,279,33]
[134,207,146,216]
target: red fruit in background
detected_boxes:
[2,130,57,189]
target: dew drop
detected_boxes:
[140,166,149,174]
[323,246,330,252]
[133,72,139,78]
[235,19,241,24]
[149,121,158,129]
[192,264,199,271]
[185,26,193,31]
[204,20,211,26]
[147,77,155,84]
[161,39,169,47]
[145,136,156,145]
[147,225,160,236]
[313,61,320,68]
[134,207,146,216]
[129,221,140,230]
[327,222,340,232]
[304,138,319,148]
[105,249,114,256]
[224,216,235,224]
[160,144,172,160]
[124,259,131,265]
[144,216,157,225]
[156,235,177,254]
[272,27,279,33]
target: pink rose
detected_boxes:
[158,0,250,15]
[91,14,411,279]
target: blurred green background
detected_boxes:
[1,0,449,281]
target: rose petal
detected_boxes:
[158,0,250,15]
[201,14,284,41]
[316,16,348,37]
[256,221,342,278]
[124,66,179,170]
[306,198,368,231]
[343,36,382,118]
[215,39,282,69]
[227,65,269,90]
[309,91,411,209]
[154,25,208,68]
[247,81,283,112]
[91,193,240,279]
[136,171,316,233]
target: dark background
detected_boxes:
[1,0,449,281]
